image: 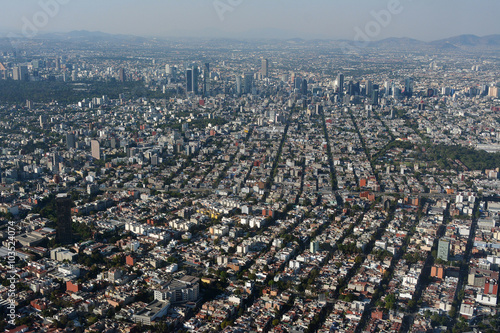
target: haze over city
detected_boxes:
[1,0,500,40]
[0,1,500,333]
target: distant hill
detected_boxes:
[434,34,500,47]
[6,31,499,52]
[371,37,426,48]
[368,34,500,51]
[429,40,461,51]
[279,34,500,53]
[41,30,148,44]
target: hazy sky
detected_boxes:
[1,0,499,41]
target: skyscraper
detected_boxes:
[151,155,158,166]
[0,62,7,80]
[365,80,373,97]
[118,68,126,82]
[192,66,199,94]
[392,82,401,99]
[294,77,302,90]
[316,105,323,115]
[404,77,414,97]
[244,73,253,94]
[13,66,28,81]
[171,66,177,81]
[56,193,73,244]
[347,81,355,96]
[12,66,20,80]
[52,153,60,174]
[372,84,379,106]
[39,115,47,129]
[66,133,76,149]
[310,240,319,254]
[186,66,199,94]
[186,68,193,93]
[301,78,308,95]
[236,75,242,95]
[203,63,210,97]
[261,58,269,77]
[437,238,450,261]
[488,86,500,98]
[91,140,101,160]
[337,73,344,97]
[384,81,391,97]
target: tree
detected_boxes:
[167,256,178,263]
[87,315,99,325]
[221,320,233,329]
[385,293,396,310]
[431,250,437,259]
[340,293,357,302]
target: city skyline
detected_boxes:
[1,13,500,331]
[1,2,500,332]
[1,0,499,41]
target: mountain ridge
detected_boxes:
[4,30,500,51]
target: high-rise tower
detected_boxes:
[404,77,414,97]
[337,73,344,97]
[118,68,126,82]
[66,133,76,149]
[301,79,308,95]
[192,66,199,94]
[236,75,242,96]
[91,140,100,160]
[244,73,253,94]
[186,68,193,92]
[203,63,210,97]
[261,58,269,77]
[56,193,73,244]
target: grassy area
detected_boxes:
[0,80,176,104]
[412,144,500,171]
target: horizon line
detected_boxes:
[1,29,500,43]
